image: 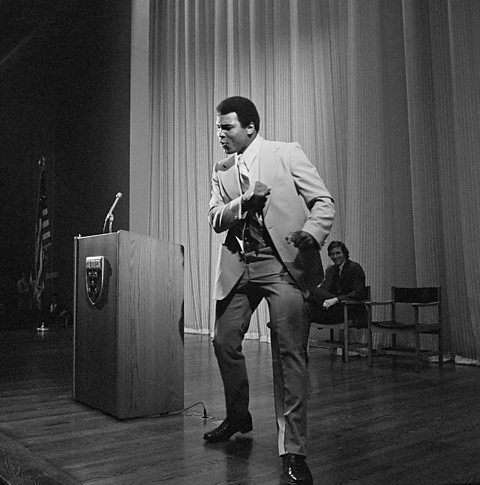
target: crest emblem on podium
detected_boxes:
[85,256,107,307]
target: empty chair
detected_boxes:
[367,286,443,372]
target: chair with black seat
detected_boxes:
[309,286,370,363]
[367,286,443,372]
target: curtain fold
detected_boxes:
[130,0,480,359]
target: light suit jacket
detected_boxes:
[209,139,335,300]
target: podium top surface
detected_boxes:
[75,231,184,250]
[75,230,124,241]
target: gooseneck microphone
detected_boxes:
[103,192,123,233]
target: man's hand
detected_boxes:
[242,181,271,213]
[323,297,339,309]
[286,230,319,250]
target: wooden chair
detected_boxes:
[367,286,443,372]
[309,286,370,363]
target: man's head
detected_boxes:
[327,241,349,266]
[216,96,260,154]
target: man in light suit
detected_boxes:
[205,96,334,484]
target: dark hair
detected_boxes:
[327,240,349,259]
[216,96,260,132]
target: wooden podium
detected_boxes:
[73,231,184,419]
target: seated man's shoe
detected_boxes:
[282,453,313,485]
[203,414,252,443]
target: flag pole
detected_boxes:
[34,157,48,331]
[33,157,45,273]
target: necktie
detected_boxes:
[238,155,250,193]
[335,266,341,293]
[237,154,265,253]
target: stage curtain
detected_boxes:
[130,0,480,359]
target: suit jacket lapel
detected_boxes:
[217,155,241,201]
[339,260,351,283]
[216,141,281,210]
[258,141,280,215]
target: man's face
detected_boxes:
[328,247,346,266]
[216,112,255,154]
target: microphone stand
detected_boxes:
[102,193,122,234]
[107,214,114,233]
[102,217,109,234]
[102,214,114,234]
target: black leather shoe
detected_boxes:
[203,414,252,443]
[282,454,313,484]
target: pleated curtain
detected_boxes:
[130,0,480,359]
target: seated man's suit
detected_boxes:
[309,259,367,327]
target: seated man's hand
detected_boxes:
[242,181,271,213]
[286,230,319,250]
[323,297,339,309]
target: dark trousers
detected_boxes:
[213,249,310,456]
[309,286,367,327]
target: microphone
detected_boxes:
[103,192,123,233]
[105,192,123,219]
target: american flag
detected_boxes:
[33,158,51,308]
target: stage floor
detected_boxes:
[1,327,480,484]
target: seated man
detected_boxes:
[309,240,367,327]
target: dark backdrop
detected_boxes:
[0,1,131,324]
